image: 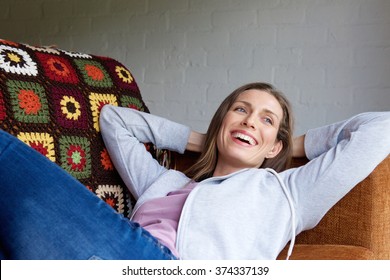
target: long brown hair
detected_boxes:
[184,82,294,182]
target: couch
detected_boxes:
[1,38,388,259]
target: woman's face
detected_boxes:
[215,89,284,176]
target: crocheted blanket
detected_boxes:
[0,39,170,218]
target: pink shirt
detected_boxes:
[131,182,197,257]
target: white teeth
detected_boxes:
[232,132,256,145]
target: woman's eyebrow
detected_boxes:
[234,100,280,120]
[263,109,280,121]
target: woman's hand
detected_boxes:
[186,131,206,153]
[292,134,306,158]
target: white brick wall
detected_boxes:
[1,0,389,134]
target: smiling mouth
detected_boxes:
[231,132,257,146]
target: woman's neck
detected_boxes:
[212,161,245,178]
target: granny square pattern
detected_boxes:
[0,39,171,217]
[7,79,50,124]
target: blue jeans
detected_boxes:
[0,130,176,260]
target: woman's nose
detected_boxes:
[241,115,256,129]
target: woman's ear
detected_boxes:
[266,140,283,159]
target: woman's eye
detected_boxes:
[235,107,246,113]
[263,117,273,125]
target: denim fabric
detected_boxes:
[0,130,176,260]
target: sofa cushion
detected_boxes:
[0,39,169,218]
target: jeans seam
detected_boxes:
[0,132,14,158]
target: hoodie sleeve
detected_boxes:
[99,105,191,200]
[281,111,390,232]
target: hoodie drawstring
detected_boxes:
[266,168,296,260]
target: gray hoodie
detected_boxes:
[99,105,390,260]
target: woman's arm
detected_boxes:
[279,112,390,232]
[186,131,206,153]
[292,134,306,158]
[99,105,191,199]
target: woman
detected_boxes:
[99,82,390,259]
[0,82,389,259]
